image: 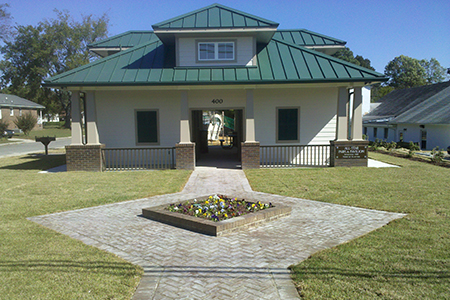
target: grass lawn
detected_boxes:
[245,152,450,299]
[18,127,71,139]
[0,153,191,299]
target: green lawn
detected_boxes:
[245,152,450,299]
[18,127,71,139]
[0,153,191,299]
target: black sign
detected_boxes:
[335,145,367,159]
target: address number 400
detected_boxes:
[211,99,223,104]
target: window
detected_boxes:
[373,127,378,138]
[277,108,299,142]
[10,108,14,116]
[19,109,22,116]
[384,128,388,139]
[136,110,159,144]
[198,42,235,61]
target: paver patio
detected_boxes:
[30,166,405,299]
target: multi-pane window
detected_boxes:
[277,108,299,142]
[136,110,158,144]
[198,42,234,61]
[384,128,388,139]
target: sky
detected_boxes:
[4,0,450,74]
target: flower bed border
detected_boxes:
[142,196,292,236]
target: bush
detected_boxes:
[0,119,8,138]
[431,146,445,164]
[13,112,37,136]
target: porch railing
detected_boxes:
[102,147,175,171]
[260,145,330,168]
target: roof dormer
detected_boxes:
[152,3,279,46]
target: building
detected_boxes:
[0,93,45,131]
[363,81,450,150]
[44,3,386,171]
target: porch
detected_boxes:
[65,86,368,171]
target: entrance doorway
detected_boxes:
[191,109,243,168]
[420,129,427,150]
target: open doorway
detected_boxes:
[191,109,243,168]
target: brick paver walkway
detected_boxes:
[30,167,405,299]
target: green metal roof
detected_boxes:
[89,29,345,50]
[88,31,158,49]
[152,3,279,30]
[273,29,346,46]
[45,37,385,87]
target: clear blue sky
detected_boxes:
[5,0,450,73]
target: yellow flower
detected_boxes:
[205,200,209,204]
[198,208,202,213]
[224,213,228,218]
[203,213,206,216]
[252,204,255,208]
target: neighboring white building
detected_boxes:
[44,4,386,171]
[363,81,450,150]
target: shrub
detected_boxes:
[431,146,444,164]
[409,141,420,151]
[386,141,397,151]
[13,112,37,136]
[0,119,8,138]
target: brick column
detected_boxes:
[241,142,260,169]
[66,144,105,172]
[175,143,195,170]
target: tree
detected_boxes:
[384,55,427,89]
[14,112,37,136]
[332,47,375,71]
[0,3,12,42]
[0,10,109,127]
[420,58,448,84]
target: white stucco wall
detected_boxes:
[364,125,395,142]
[177,36,255,67]
[365,124,450,150]
[399,124,450,150]
[361,86,371,116]
[253,87,337,145]
[93,86,339,148]
[95,90,181,148]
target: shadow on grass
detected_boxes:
[290,267,450,282]
[0,154,66,171]
[0,260,138,276]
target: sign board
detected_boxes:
[335,145,367,159]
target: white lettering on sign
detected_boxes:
[335,146,367,159]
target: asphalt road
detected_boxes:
[0,137,71,158]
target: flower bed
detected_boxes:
[142,194,291,236]
[167,194,274,222]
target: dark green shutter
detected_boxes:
[278,108,298,141]
[137,111,158,143]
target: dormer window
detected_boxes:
[198,41,235,61]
